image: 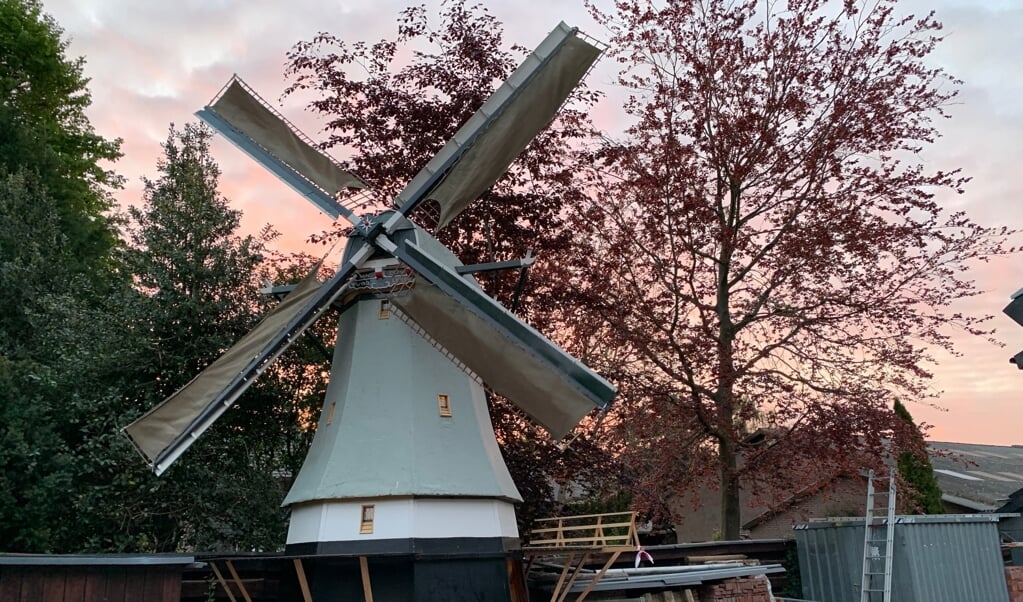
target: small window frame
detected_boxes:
[437,394,452,418]
[360,504,375,534]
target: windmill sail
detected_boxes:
[391,239,614,438]
[393,22,602,229]
[196,77,366,221]
[129,21,612,476]
[124,250,369,475]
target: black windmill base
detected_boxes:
[194,542,529,602]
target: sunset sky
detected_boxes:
[41,0,1023,445]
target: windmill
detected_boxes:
[124,22,614,600]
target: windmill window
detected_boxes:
[437,394,452,418]
[379,299,390,319]
[360,505,375,534]
[326,402,336,426]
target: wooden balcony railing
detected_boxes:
[524,510,639,552]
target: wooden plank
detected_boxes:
[556,553,590,602]
[104,567,127,602]
[530,521,635,531]
[530,528,633,537]
[208,562,237,602]
[529,521,635,533]
[225,561,253,602]
[523,555,536,577]
[82,570,104,602]
[141,565,160,597]
[549,552,576,602]
[18,569,44,602]
[0,567,22,602]
[40,568,66,602]
[359,556,374,602]
[575,550,622,602]
[292,559,312,602]
[524,546,634,556]
[142,569,173,602]
[532,511,635,522]
[507,557,529,602]
[160,568,182,602]
[121,569,147,602]
[527,535,631,545]
[63,570,87,602]
[528,537,633,545]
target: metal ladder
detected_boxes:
[860,469,896,602]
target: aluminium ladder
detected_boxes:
[860,469,896,602]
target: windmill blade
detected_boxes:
[196,76,366,222]
[392,22,602,230]
[124,244,373,475]
[387,238,614,439]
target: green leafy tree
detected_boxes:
[0,0,131,552]
[894,399,943,514]
[0,1,166,554]
[19,280,148,553]
[0,170,141,553]
[0,171,77,551]
[0,0,123,281]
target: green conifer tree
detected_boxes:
[120,123,293,551]
[894,399,944,514]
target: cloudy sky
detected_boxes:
[41,0,1023,445]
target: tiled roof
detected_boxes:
[928,441,1023,508]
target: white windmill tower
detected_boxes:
[124,22,613,601]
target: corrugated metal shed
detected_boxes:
[794,514,1008,602]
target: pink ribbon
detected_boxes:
[634,546,654,568]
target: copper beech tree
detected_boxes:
[284,1,619,526]
[578,0,1015,539]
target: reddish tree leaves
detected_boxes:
[284,1,618,527]
[580,0,1015,539]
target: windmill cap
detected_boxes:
[342,211,416,264]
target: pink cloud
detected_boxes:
[42,0,1023,445]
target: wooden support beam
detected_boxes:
[359,556,374,602]
[293,559,313,602]
[557,553,590,602]
[225,560,254,602]
[524,554,536,577]
[208,561,238,602]
[575,550,622,602]
[550,552,576,602]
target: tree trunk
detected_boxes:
[715,178,741,540]
[719,437,741,540]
